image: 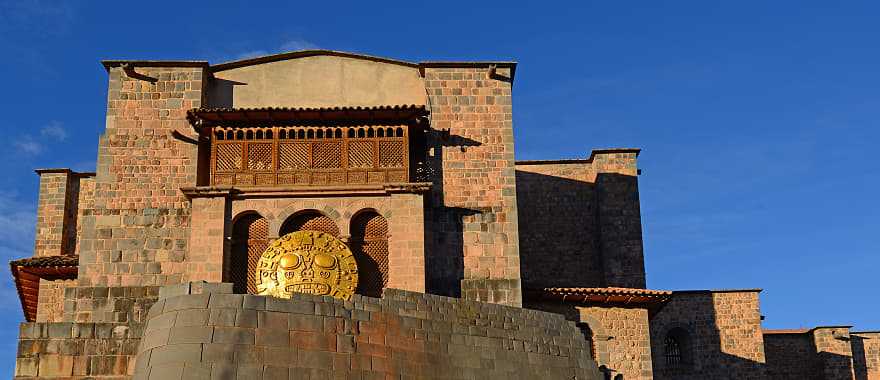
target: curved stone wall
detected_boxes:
[133,284,600,379]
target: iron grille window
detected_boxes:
[665,336,682,367]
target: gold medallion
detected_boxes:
[255,230,359,300]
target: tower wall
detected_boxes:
[422,66,522,306]
[77,65,205,289]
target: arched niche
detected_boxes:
[349,209,389,298]
[229,212,268,294]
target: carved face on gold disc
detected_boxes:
[255,230,358,300]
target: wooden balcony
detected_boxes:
[209,125,409,187]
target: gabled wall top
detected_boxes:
[101,49,517,115]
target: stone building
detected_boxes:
[8,50,878,379]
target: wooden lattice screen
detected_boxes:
[350,211,389,297]
[230,214,268,294]
[210,126,408,186]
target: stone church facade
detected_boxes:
[9,50,878,379]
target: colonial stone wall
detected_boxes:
[213,193,426,292]
[579,306,653,380]
[131,283,599,379]
[526,301,654,380]
[208,53,426,109]
[853,331,880,380]
[74,176,95,254]
[812,327,856,380]
[649,290,766,379]
[591,151,645,289]
[763,327,860,380]
[515,150,644,290]
[77,65,205,288]
[515,161,603,288]
[33,170,85,257]
[423,66,522,306]
[764,331,819,379]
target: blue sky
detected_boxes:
[0,0,878,373]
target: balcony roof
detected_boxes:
[187,104,428,128]
[10,255,78,321]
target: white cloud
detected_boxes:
[12,120,69,154]
[228,38,320,62]
[279,38,319,52]
[14,136,42,155]
[0,192,36,251]
[39,121,66,141]
[235,50,270,60]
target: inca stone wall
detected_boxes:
[35,280,76,323]
[423,66,522,306]
[649,290,766,380]
[131,283,599,379]
[62,286,160,325]
[15,321,144,378]
[77,65,205,289]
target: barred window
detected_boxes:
[664,336,682,367]
[664,327,690,369]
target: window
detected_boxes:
[664,336,682,367]
[663,327,690,370]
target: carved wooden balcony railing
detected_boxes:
[209,126,409,187]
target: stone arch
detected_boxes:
[279,209,340,237]
[272,205,342,238]
[339,200,393,236]
[349,209,389,297]
[229,211,268,294]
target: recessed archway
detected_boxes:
[349,209,389,297]
[229,212,268,294]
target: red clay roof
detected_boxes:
[526,287,672,307]
[187,104,428,128]
[763,329,810,335]
[10,256,78,322]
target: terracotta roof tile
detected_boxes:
[187,104,428,128]
[10,255,78,322]
[525,287,672,309]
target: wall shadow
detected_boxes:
[420,128,483,298]
[207,78,247,108]
[514,170,603,289]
